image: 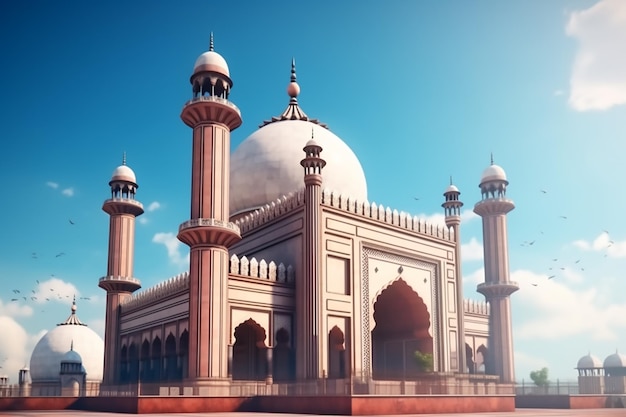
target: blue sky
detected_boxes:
[1,0,626,384]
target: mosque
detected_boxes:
[93,36,519,394]
[4,37,525,406]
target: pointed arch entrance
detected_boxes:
[232,318,268,381]
[371,278,433,379]
[328,326,346,379]
[164,333,177,381]
[273,327,295,381]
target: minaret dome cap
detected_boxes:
[445,184,459,193]
[480,164,507,185]
[111,164,137,184]
[193,51,230,77]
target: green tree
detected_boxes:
[414,351,433,372]
[529,367,549,387]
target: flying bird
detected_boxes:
[540,190,547,194]
[559,216,567,220]
[69,219,75,225]
[55,252,65,257]
[548,275,556,280]
[531,283,538,287]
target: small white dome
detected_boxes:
[445,184,459,193]
[111,164,137,184]
[480,164,507,184]
[193,51,229,77]
[62,349,83,364]
[577,353,602,369]
[230,120,368,216]
[604,351,626,368]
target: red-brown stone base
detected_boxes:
[516,395,625,409]
[0,395,515,414]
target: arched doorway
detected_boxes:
[328,326,346,379]
[119,345,128,383]
[273,327,294,381]
[466,343,475,374]
[232,318,267,381]
[140,339,150,382]
[128,342,139,383]
[165,333,177,381]
[476,344,488,374]
[371,278,433,379]
[179,330,189,380]
[151,337,162,381]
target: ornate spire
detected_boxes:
[209,32,214,52]
[122,151,127,166]
[490,152,494,165]
[450,175,453,185]
[58,297,87,326]
[260,59,328,129]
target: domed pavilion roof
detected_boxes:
[29,299,103,382]
[577,352,603,369]
[230,59,367,216]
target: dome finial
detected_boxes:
[209,32,214,52]
[291,57,297,83]
[122,151,127,166]
[450,175,453,186]
[490,152,494,165]
[71,340,74,351]
[311,127,314,140]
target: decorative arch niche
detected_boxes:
[328,326,346,379]
[273,327,294,381]
[371,278,433,379]
[232,318,268,381]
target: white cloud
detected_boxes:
[513,269,626,341]
[61,187,74,197]
[32,278,80,304]
[0,299,33,318]
[566,0,626,111]
[415,209,479,229]
[147,201,161,212]
[463,267,485,285]
[46,181,59,189]
[461,237,483,261]
[0,316,30,384]
[138,217,149,225]
[573,232,626,258]
[553,89,564,97]
[152,232,189,268]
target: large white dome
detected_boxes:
[230,120,368,216]
[29,305,103,383]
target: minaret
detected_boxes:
[473,158,518,382]
[99,155,143,385]
[442,178,466,374]
[177,35,242,383]
[299,136,326,379]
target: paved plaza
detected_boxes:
[1,410,625,417]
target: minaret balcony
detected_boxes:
[181,96,242,130]
[98,275,141,292]
[178,217,241,247]
[473,198,515,216]
[102,198,144,216]
[477,281,519,298]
